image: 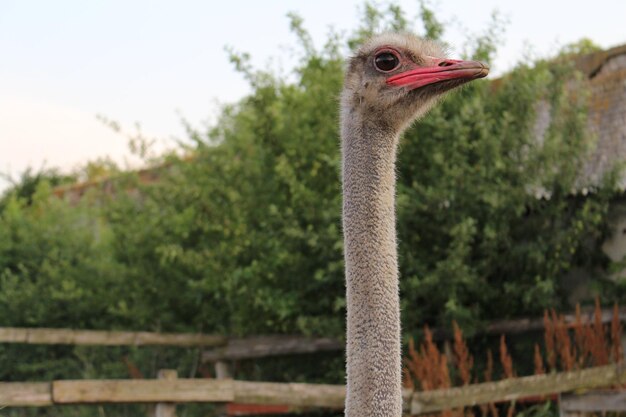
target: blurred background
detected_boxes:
[1,1,626,417]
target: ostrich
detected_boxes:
[341,32,488,417]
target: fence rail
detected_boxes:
[0,327,227,347]
[201,335,343,361]
[410,364,626,414]
[3,364,625,414]
[0,328,342,360]
[0,383,52,407]
[3,306,622,350]
[560,390,626,415]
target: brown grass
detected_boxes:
[403,299,623,416]
[539,297,622,371]
[499,335,514,378]
[543,310,556,371]
[405,326,451,391]
[121,356,144,379]
[453,321,473,386]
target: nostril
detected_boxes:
[438,61,454,67]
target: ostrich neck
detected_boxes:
[342,114,402,417]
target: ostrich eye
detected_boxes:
[374,52,400,72]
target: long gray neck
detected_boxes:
[341,111,402,417]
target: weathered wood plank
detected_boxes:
[232,381,345,409]
[411,364,626,414]
[202,336,343,361]
[429,307,626,339]
[154,370,178,417]
[560,390,626,412]
[0,327,226,347]
[0,382,52,406]
[7,365,626,413]
[4,307,622,354]
[52,379,235,403]
[484,307,626,336]
[215,361,232,379]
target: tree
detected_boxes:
[105,2,618,339]
[0,167,74,210]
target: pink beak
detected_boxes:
[386,57,489,90]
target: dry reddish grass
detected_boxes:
[403,299,623,416]
[541,297,621,372]
[121,356,144,379]
[499,335,514,378]
[453,321,473,386]
[405,326,451,392]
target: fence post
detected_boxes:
[215,361,231,379]
[154,369,178,417]
[559,394,572,417]
[214,361,232,416]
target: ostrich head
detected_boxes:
[341,32,489,133]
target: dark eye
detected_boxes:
[374,52,400,72]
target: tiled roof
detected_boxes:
[576,44,626,188]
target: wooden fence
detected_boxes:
[0,327,227,347]
[560,390,626,416]
[2,364,626,415]
[3,324,626,415]
[0,327,342,361]
[2,306,622,352]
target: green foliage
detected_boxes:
[515,401,557,417]
[418,0,444,40]
[348,1,410,48]
[0,183,124,329]
[0,183,127,380]
[397,55,615,333]
[0,168,75,210]
[106,33,347,337]
[559,38,602,56]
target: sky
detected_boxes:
[1,0,625,191]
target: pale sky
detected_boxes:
[1,1,625,191]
